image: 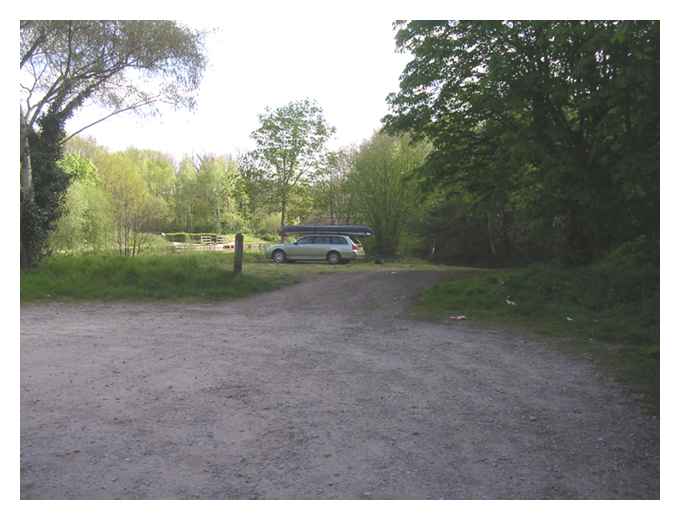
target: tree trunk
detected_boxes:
[20,114,33,200]
[500,208,513,263]
[280,193,288,228]
[564,205,592,265]
[486,211,497,258]
[329,187,336,224]
[20,114,34,269]
[428,238,436,260]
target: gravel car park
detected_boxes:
[20,270,659,499]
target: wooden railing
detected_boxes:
[167,234,268,253]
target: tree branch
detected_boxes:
[60,95,162,144]
[27,74,67,127]
[20,27,48,69]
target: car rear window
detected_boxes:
[330,236,347,245]
[313,236,331,244]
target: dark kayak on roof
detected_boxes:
[280,224,374,237]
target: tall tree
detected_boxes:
[311,148,357,224]
[384,20,659,264]
[20,20,206,266]
[124,148,177,231]
[192,154,238,233]
[244,99,335,227]
[346,133,430,256]
[97,152,164,257]
[51,151,118,254]
[174,158,199,232]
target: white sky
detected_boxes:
[66,19,411,161]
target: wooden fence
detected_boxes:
[167,234,268,253]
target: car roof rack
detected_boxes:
[279,224,374,237]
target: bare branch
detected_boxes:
[22,56,49,117]
[28,59,126,127]
[27,76,65,127]
[60,95,163,144]
[62,22,74,80]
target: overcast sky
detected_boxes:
[65,19,411,161]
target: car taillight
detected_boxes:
[352,243,358,251]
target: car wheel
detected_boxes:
[327,251,341,265]
[272,250,286,264]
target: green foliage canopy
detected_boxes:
[346,133,430,256]
[384,20,659,264]
[241,99,335,227]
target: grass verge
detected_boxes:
[20,253,298,301]
[415,262,659,414]
[20,253,451,302]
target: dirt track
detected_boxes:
[20,270,659,499]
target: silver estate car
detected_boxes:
[266,235,365,264]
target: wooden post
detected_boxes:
[233,232,244,274]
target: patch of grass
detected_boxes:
[416,259,659,413]
[20,253,455,302]
[418,263,658,345]
[20,253,296,302]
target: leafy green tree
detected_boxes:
[193,155,231,232]
[244,99,335,227]
[50,141,256,251]
[346,133,430,256]
[49,153,104,252]
[51,138,116,253]
[238,153,276,230]
[174,158,199,232]
[219,156,250,233]
[384,20,659,264]
[64,135,108,162]
[285,184,315,225]
[172,154,247,234]
[97,152,159,256]
[123,148,177,231]
[20,20,206,266]
[310,148,357,224]
[58,152,96,181]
